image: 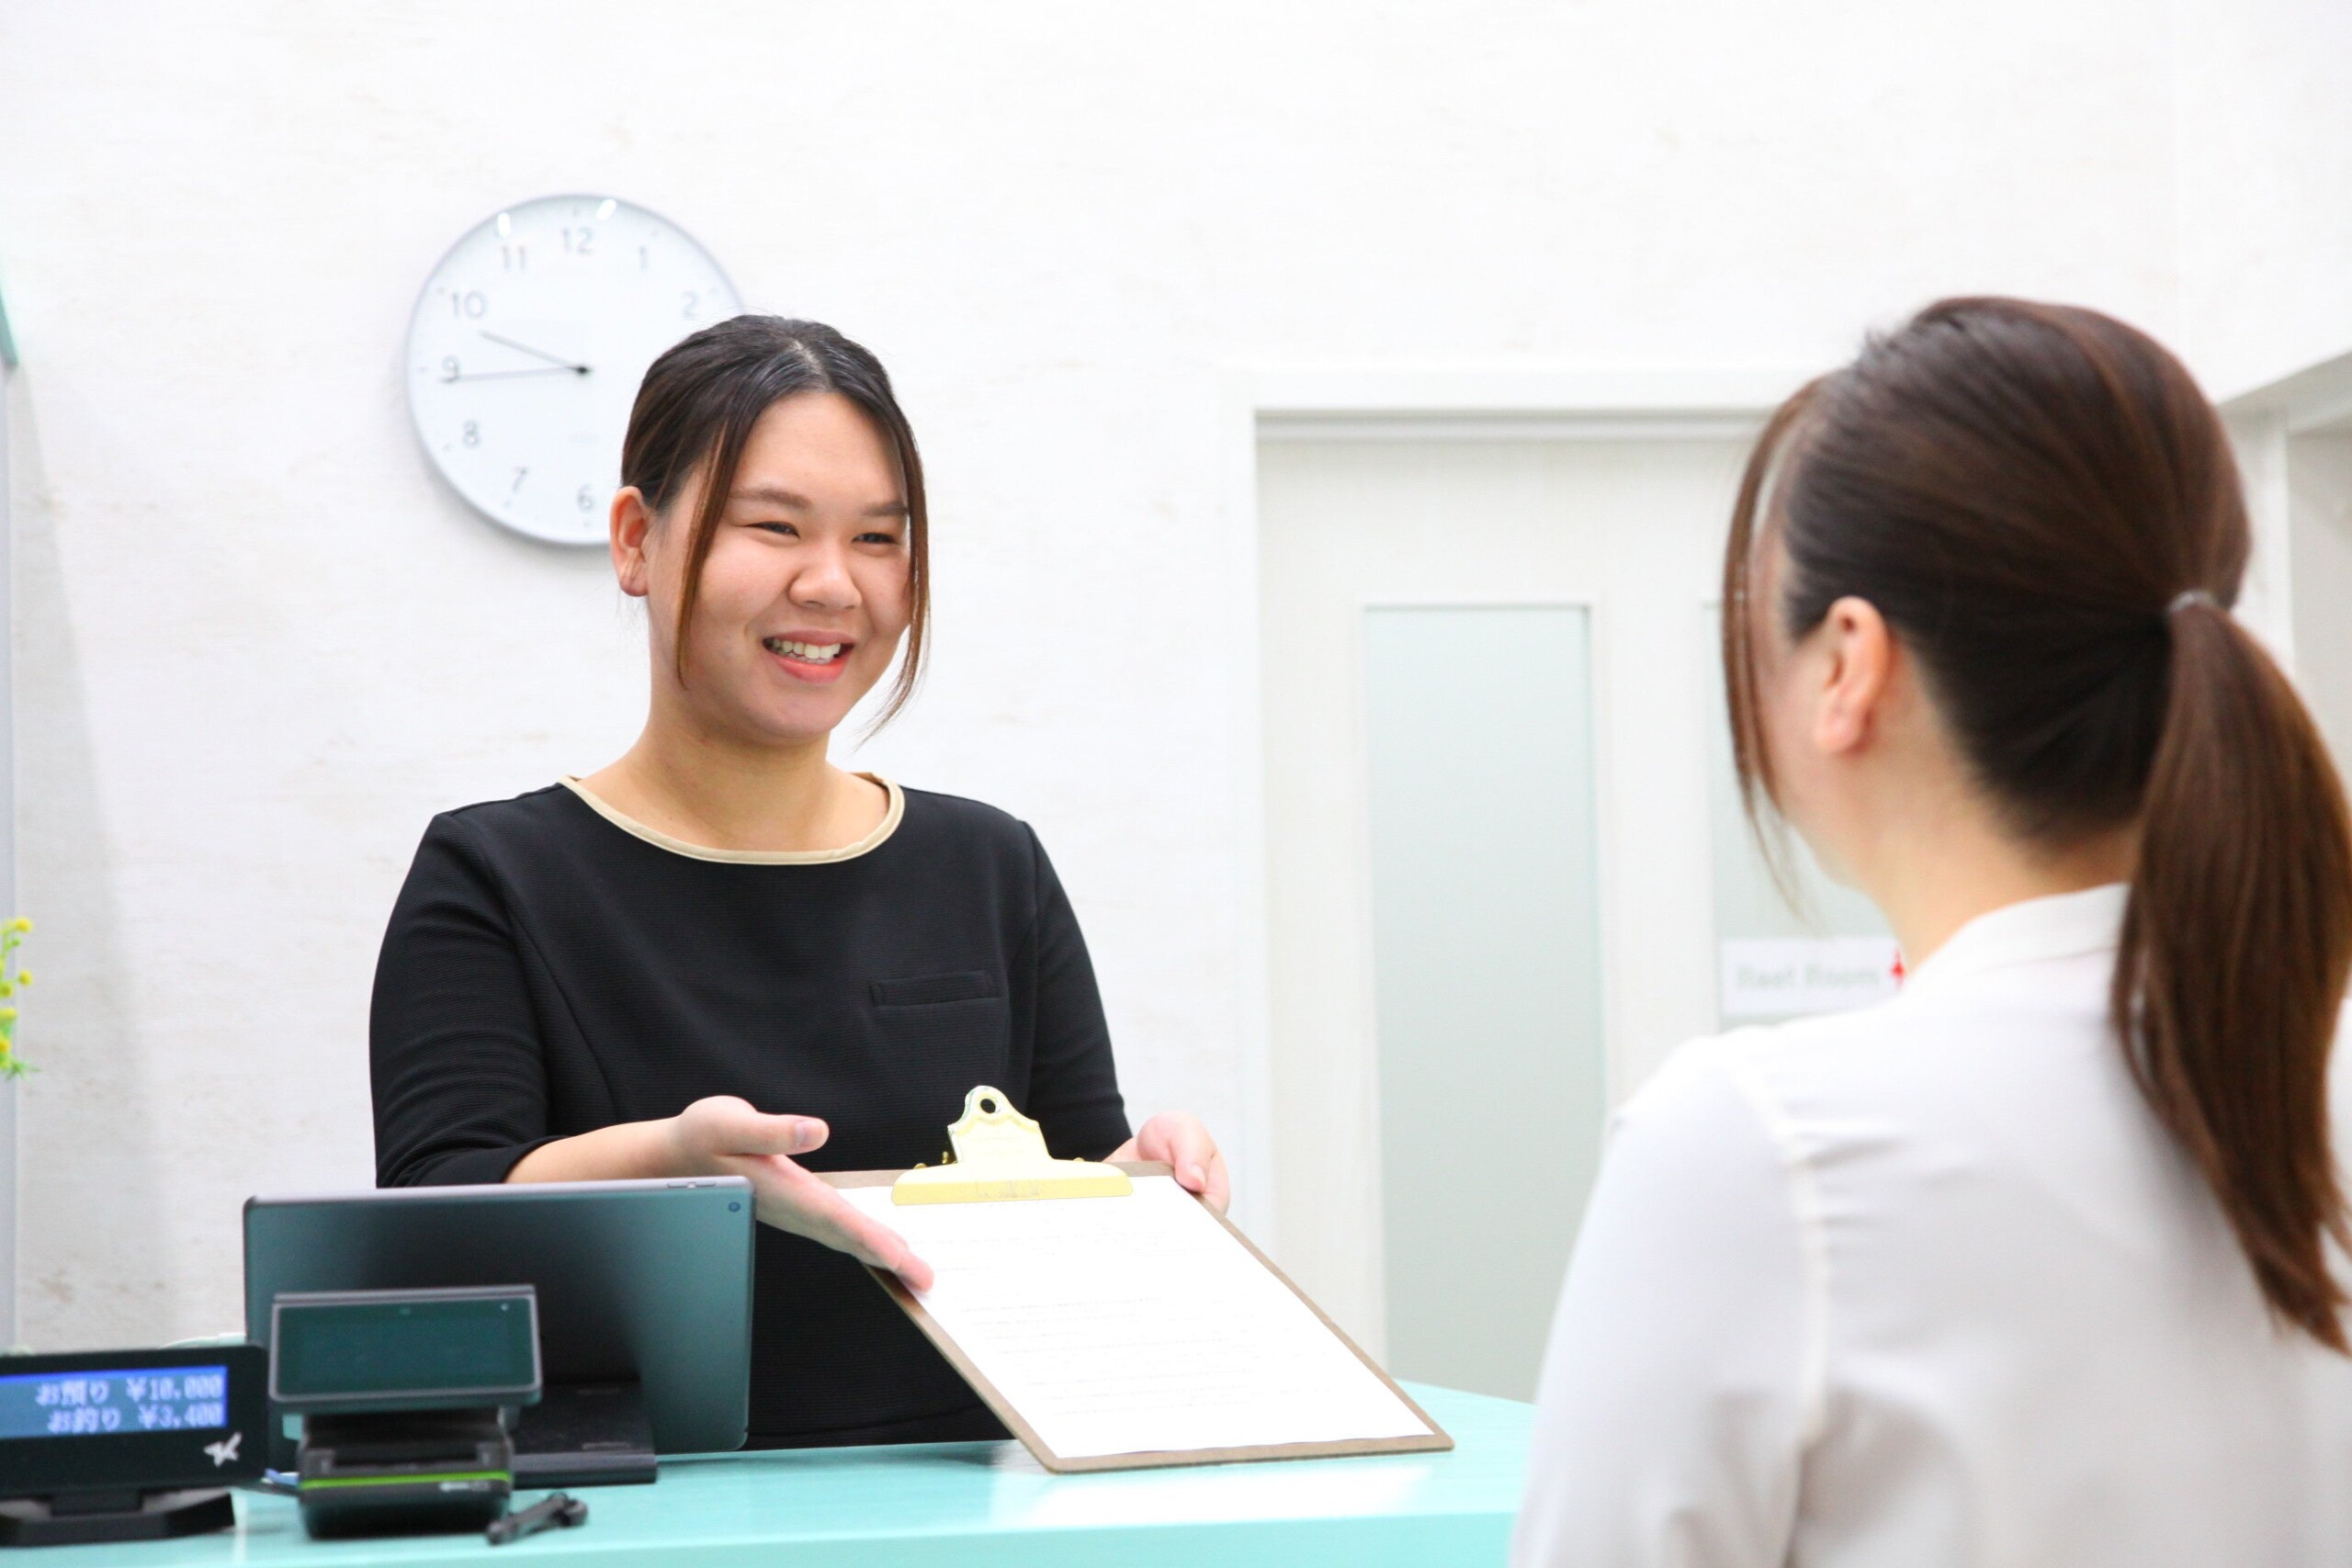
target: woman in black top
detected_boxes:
[370,317,1227,1450]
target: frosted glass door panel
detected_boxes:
[1363,604,1604,1402]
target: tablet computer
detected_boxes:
[243,1178,753,1479]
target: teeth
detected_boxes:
[765,638,843,662]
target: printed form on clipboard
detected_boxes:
[823,1086,1452,1472]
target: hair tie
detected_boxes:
[2166,589,2220,617]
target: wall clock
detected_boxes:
[405,195,741,546]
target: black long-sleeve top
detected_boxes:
[369,777,1131,1449]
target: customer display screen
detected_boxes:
[274,1295,537,1401]
[0,1365,228,1439]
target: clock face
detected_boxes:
[406,195,742,546]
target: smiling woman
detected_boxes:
[368,318,1228,1451]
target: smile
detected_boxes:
[763,637,846,665]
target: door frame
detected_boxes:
[1215,366,1811,1258]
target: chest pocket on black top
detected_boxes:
[870,971,996,1008]
[867,971,1011,1118]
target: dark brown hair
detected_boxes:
[620,316,929,726]
[1724,298,2352,1348]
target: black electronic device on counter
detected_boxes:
[244,1178,753,1486]
[271,1285,540,1539]
[0,1343,266,1548]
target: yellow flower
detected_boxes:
[0,1008,17,1021]
[7,918,28,933]
[14,972,27,987]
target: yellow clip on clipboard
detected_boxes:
[890,1085,1133,1205]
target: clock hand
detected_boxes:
[444,367,593,382]
[478,330,591,374]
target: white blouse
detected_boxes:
[1514,885,2352,1567]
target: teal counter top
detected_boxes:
[41,1384,1531,1567]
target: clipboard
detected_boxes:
[822,1086,1453,1473]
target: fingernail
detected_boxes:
[1183,1163,1205,1188]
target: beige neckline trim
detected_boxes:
[559,773,905,865]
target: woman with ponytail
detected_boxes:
[1514,299,2352,1566]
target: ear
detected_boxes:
[610,487,654,600]
[1812,595,1895,756]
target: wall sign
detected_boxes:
[1719,936,1905,1020]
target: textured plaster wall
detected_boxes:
[2173,0,2352,400]
[0,0,2257,1346]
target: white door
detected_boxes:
[1257,432,1873,1399]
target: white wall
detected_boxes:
[2174,0,2352,400]
[0,0,2320,1348]
[0,296,18,1348]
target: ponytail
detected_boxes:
[1727,297,2352,1348]
[2119,598,2352,1348]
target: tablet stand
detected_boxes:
[510,1381,656,1487]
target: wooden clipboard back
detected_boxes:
[821,1158,1455,1473]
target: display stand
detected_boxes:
[511,1381,655,1487]
[0,1488,235,1548]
